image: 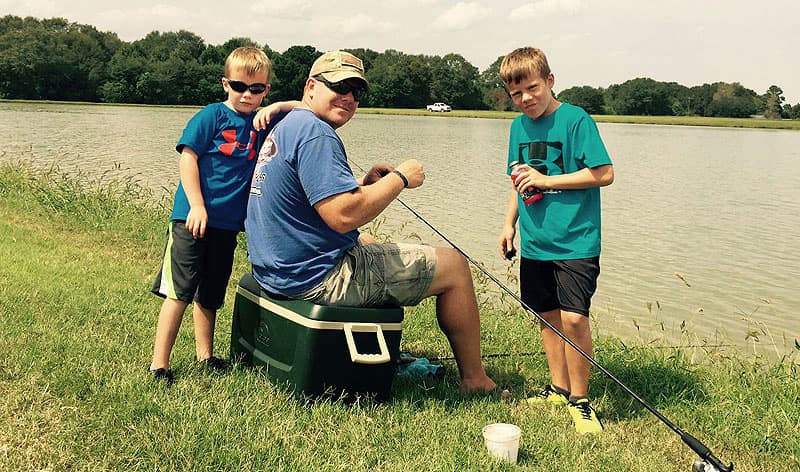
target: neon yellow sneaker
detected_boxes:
[524,385,569,406]
[567,398,603,434]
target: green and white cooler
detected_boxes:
[231,273,404,401]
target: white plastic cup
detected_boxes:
[482,423,522,464]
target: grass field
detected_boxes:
[1,163,798,471]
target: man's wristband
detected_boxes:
[392,169,409,188]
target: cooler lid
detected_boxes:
[238,273,404,328]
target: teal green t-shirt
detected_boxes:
[507,103,612,260]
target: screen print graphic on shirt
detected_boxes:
[219,129,258,159]
[518,141,563,175]
[250,134,277,196]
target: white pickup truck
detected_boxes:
[426,102,452,112]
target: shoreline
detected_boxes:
[3,98,799,131]
[358,107,800,130]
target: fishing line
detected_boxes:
[352,161,733,471]
[428,343,738,362]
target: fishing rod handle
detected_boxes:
[684,432,733,472]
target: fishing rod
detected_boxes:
[356,162,733,471]
[430,343,738,362]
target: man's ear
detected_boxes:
[305,77,318,97]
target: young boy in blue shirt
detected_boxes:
[148,47,296,384]
[497,47,614,433]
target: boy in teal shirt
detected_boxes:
[497,47,614,433]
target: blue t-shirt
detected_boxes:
[170,102,270,231]
[245,109,360,295]
[508,103,613,260]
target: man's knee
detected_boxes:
[425,247,471,295]
[437,247,469,273]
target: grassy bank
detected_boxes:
[1,163,798,471]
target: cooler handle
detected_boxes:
[343,323,391,365]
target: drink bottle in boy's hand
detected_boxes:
[509,161,543,205]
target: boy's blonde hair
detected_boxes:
[499,47,551,86]
[225,47,272,82]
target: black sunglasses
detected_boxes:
[314,75,367,101]
[224,78,268,94]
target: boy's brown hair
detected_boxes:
[499,47,551,86]
[225,47,272,82]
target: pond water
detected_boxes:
[3,102,798,356]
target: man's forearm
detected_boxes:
[315,173,406,233]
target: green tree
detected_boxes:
[605,78,672,115]
[659,81,690,116]
[101,42,147,102]
[763,85,785,119]
[3,14,791,113]
[557,86,605,114]
[687,84,716,116]
[365,50,431,108]
[270,45,318,103]
[480,56,512,111]
[0,15,120,101]
[137,31,207,104]
[708,82,759,118]
[429,53,485,110]
[100,30,210,104]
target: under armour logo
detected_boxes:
[219,129,257,159]
[518,141,564,175]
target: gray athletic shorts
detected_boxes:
[151,221,238,309]
[295,242,437,307]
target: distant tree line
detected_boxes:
[2,15,799,119]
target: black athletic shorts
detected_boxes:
[151,221,238,310]
[519,256,600,317]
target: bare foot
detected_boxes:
[459,377,511,398]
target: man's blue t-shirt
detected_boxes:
[508,103,613,260]
[245,109,360,295]
[170,102,265,231]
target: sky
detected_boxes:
[3,0,798,104]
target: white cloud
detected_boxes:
[147,4,187,18]
[315,13,397,36]
[0,0,58,17]
[94,3,190,22]
[607,49,629,58]
[384,0,439,6]
[432,2,493,30]
[250,0,313,18]
[510,0,587,20]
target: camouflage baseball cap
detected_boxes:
[308,50,367,85]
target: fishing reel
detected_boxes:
[693,459,733,472]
